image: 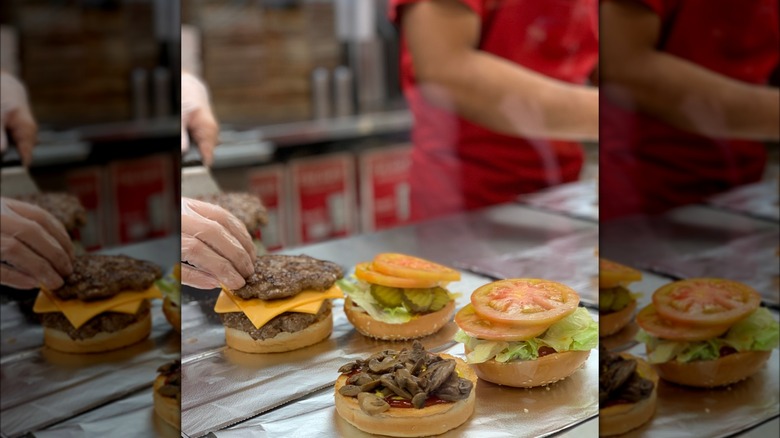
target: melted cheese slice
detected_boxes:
[33,285,162,329]
[214,285,343,329]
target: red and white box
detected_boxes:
[65,166,107,251]
[248,164,288,251]
[288,153,357,245]
[106,154,175,245]
[358,145,412,232]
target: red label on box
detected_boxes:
[107,154,174,244]
[248,165,287,251]
[289,153,356,244]
[359,145,412,232]
[65,167,105,251]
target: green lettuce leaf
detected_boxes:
[454,307,598,364]
[724,307,780,351]
[337,278,412,324]
[156,276,180,306]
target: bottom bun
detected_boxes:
[335,354,476,437]
[344,297,455,340]
[650,349,772,388]
[599,355,658,436]
[599,300,636,337]
[464,348,591,388]
[43,313,151,354]
[153,375,180,430]
[224,314,332,353]
[163,297,181,332]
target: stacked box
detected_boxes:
[247,165,288,251]
[358,144,413,232]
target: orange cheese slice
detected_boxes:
[33,285,162,329]
[214,285,344,329]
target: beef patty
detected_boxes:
[53,255,162,301]
[196,192,269,234]
[15,193,87,232]
[232,255,343,300]
[41,300,151,340]
[220,300,331,340]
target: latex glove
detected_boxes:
[182,71,219,166]
[0,197,74,290]
[1,71,37,166]
[181,197,256,290]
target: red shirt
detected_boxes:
[390,0,599,221]
[600,0,779,220]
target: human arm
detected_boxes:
[1,70,37,166]
[182,70,219,166]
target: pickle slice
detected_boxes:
[599,289,615,312]
[402,288,435,313]
[611,286,631,312]
[370,284,404,308]
[428,287,451,312]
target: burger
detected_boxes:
[636,278,779,387]
[337,253,460,340]
[334,341,476,437]
[159,264,181,332]
[154,359,180,429]
[213,254,344,353]
[32,254,162,353]
[599,345,657,436]
[196,192,269,255]
[599,258,642,337]
[453,279,598,387]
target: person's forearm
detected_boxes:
[416,50,599,141]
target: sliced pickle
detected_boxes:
[599,289,615,312]
[402,288,435,313]
[428,287,451,312]
[611,286,631,312]
[370,284,404,308]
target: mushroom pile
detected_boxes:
[338,341,473,415]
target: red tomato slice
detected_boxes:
[652,278,760,327]
[371,253,461,282]
[455,304,548,342]
[471,279,579,327]
[354,262,439,289]
[599,258,642,288]
[636,304,731,341]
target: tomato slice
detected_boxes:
[599,258,642,288]
[354,262,440,289]
[371,253,461,282]
[636,304,731,341]
[455,304,548,342]
[652,278,760,327]
[470,279,579,327]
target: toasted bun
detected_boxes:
[224,313,332,353]
[153,375,180,429]
[599,355,658,436]
[649,349,772,388]
[43,313,151,354]
[464,347,591,388]
[334,354,476,437]
[599,300,637,337]
[344,297,455,340]
[162,297,181,332]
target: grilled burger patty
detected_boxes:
[196,192,269,233]
[14,193,87,231]
[232,255,343,300]
[220,301,331,340]
[53,255,162,301]
[41,300,151,340]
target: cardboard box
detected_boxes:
[65,166,107,251]
[358,145,413,232]
[106,154,175,245]
[288,153,357,245]
[247,164,288,251]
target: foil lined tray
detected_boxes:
[518,180,598,222]
[706,180,779,222]
[180,272,494,438]
[207,313,599,438]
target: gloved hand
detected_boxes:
[181,197,256,290]
[1,197,74,290]
[1,71,37,166]
[182,71,219,167]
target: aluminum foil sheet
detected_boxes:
[31,386,179,438]
[207,311,600,438]
[180,272,493,438]
[602,271,780,437]
[518,180,598,222]
[706,180,779,222]
[453,228,599,305]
